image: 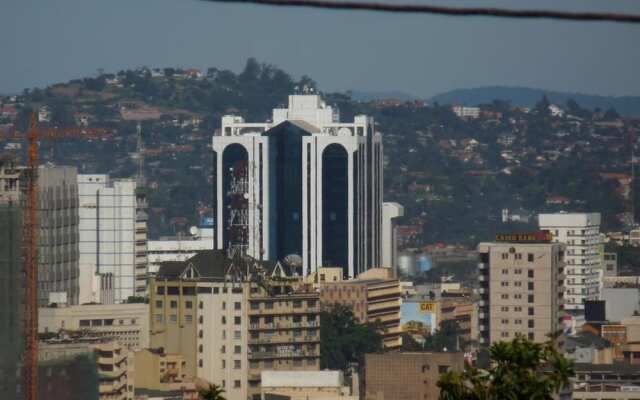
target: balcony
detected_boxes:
[249,350,318,360]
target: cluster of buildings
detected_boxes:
[4,92,640,399]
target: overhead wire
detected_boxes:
[195,0,640,24]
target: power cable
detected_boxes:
[196,0,640,24]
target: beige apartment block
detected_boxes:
[319,267,402,347]
[364,352,464,400]
[149,250,321,400]
[39,336,135,400]
[477,241,566,345]
[39,303,149,350]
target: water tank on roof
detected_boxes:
[417,254,432,273]
[397,252,417,278]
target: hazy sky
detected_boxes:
[2,0,639,97]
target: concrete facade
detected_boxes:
[539,213,602,311]
[364,352,464,400]
[477,241,565,345]
[78,174,147,304]
[261,370,357,400]
[381,202,404,269]
[39,303,149,349]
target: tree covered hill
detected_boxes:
[2,59,637,244]
[431,86,640,117]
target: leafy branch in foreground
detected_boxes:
[438,335,573,400]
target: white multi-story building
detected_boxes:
[78,174,147,304]
[539,213,602,312]
[213,94,392,278]
[451,105,481,119]
[147,224,214,276]
[382,202,404,269]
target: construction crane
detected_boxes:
[18,113,112,400]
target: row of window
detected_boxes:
[500,268,535,278]
[499,306,535,315]
[500,319,535,328]
[79,318,137,327]
[155,314,193,323]
[501,253,536,262]
[156,286,243,296]
[249,300,317,310]
[499,281,535,290]
[500,331,535,340]
[499,294,535,302]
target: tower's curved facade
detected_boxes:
[212,94,383,278]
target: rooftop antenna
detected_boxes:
[136,122,145,187]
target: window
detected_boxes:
[199,345,203,353]
[501,319,509,324]
[185,315,193,323]
[502,253,508,260]
[501,282,509,287]
[501,332,509,338]
[293,300,302,308]
[514,294,522,299]
[167,286,179,295]
[502,269,508,274]
[221,316,226,324]
[222,302,226,310]
[221,345,226,353]
[234,330,241,339]
[528,270,534,278]
[500,294,509,299]
[79,319,90,327]
[528,307,534,316]
[234,360,241,369]
[222,380,225,388]
[250,302,259,310]
[528,320,535,328]
[155,300,163,308]
[234,316,241,325]
[515,253,522,260]
[528,294,534,303]
[234,380,241,388]
[307,300,317,308]
[234,302,241,310]
[500,306,509,312]
[221,360,226,369]
[155,315,163,323]
[528,332,535,340]
[170,315,177,323]
[198,359,203,367]
[199,301,203,309]
[265,301,274,309]
[514,281,522,287]
[234,345,241,354]
[185,301,193,309]
[514,306,522,312]
[528,282,534,291]
[515,319,522,325]
[156,286,165,295]
[213,287,219,294]
[438,365,449,373]
[528,253,534,262]
[170,300,178,309]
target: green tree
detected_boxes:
[198,383,226,400]
[438,335,573,400]
[320,304,384,371]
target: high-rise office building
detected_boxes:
[477,240,565,345]
[78,174,148,304]
[212,94,386,278]
[0,160,80,306]
[539,213,602,312]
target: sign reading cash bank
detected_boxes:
[495,230,552,243]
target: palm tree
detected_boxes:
[198,383,226,400]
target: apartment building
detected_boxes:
[477,239,565,345]
[149,250,320,400]
[364,352,464,400]
[39,335,135,400]
[318,267,402,347]
[39,303,149,349]
[539,213,602,312]
[78,174,147,304]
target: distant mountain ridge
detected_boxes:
[429,86,640,117]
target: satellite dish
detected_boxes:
[243,193,250,200]
[189,226,199,236]
[338,127,352,137]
